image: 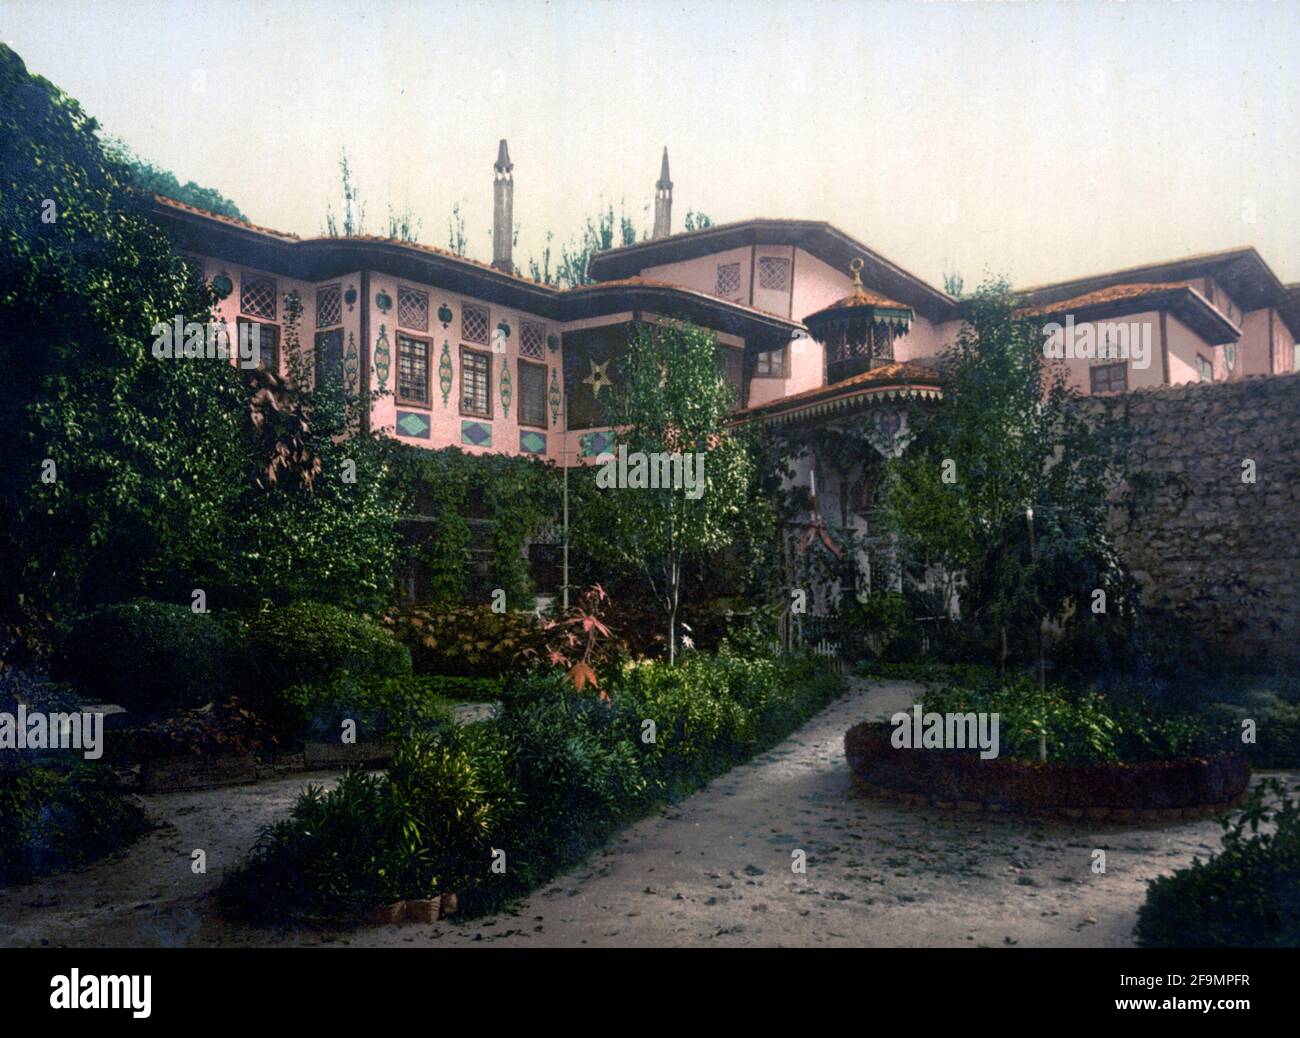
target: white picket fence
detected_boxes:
[770,614,846,674]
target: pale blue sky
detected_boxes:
[4,0,1297,287]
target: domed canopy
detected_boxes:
[805,259,914,382]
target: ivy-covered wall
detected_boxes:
[396,446,561,609]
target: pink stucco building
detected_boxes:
[152,141,1300,467]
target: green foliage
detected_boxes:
[878,279,1131,671]
[221,652,846,921]
[1136,780,1300,947]
[221,727,520,918]
[232,602,412,705]
[527,201,642,288]
[103,137,246,219]
[0,762,151,885]
[835,592,921,662]
[394,446,559,608]
[0,45,407,640]
[57,599,229,713]
[922,676,1219,764]
[571,321,759,661]
[280,674,455,742]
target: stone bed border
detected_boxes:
[844,721,1251,821]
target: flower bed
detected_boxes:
[844,721,1250,819]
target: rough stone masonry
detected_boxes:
[1089,371,1300,665]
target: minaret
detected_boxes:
[652,147,673,239]
[492,139,514,273]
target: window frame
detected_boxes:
[459,345,493,419]
[396,331,433,407]
[753,346,787,378]
[316,283,343,329]
[1088,361,1127,395]
[757,255,790,292]
[715,262,741,297]
[397,285,430,332]
[236,318,280,374]
[1196,354,1214,382]
[517,358,548,429]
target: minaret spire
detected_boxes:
[492,139,514,273]
[652,146,673,239]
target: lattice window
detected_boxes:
[461,348,491,416]
[397,334,430,404]
[520,319,546,360]
[715,263,741,296]
[758,256,790,291]
[316,284,341,328]
[398,286,429,331]
[462,303,489,344]
[240,273,277,320]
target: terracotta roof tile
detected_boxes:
[734,361,942,419]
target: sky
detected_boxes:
[4,0,1298,289]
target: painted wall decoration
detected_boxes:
[211,272,233,299]
[396,411,432,439]
[344,331,359,393]
[499,361,512,416]
[344,284,357,312]
[461,420,492,448]
[519,430,547,455]
[437,302,454,328]
[374,324,391,391]
[549,368,561,426]
[439,340,453,406]
[375,289,393,314]
[580,430,614,457]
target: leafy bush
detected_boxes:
[112,699,278,761]
[0,668,82,714]
[279,675,455,743]
[1201,697,1300,770]
[1136,780,1300,947]
[384,605,543,677]
[0,762,151,885]
[57,600,229,714]
[221,652,846,921]
[220,728,519,919]
[921,676,1221,764]
[231,602,411,703]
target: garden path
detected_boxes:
[0,679,1282,947]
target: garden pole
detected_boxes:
[1028,506,1046,763]
[562,379,570,610]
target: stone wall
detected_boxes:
[1089,373,1300,665]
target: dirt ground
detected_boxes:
[2,678,1290,948]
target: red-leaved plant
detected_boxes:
[525,584,616,700]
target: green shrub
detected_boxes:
[1136,780,1300,947]
[221,729,519,919]
[921,676,1219,764]
[0,762,151,885]
[230,601,411,703]
[279,675,455,743]
[221,651,846,921]
[1201,698,1300,770]
[57,599,229,713]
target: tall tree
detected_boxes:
[571,321,754,662]
[879,279,1129,677]
[104,137,247,219]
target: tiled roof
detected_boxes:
[1016,281,1240,346]
[150,194,300,241]
[734,361,943,424]
[814,288,911,313]
[1018,282,1191,316]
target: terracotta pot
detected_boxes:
[370,901,406,925]
[439,892,459,918]
[406,898,440,924]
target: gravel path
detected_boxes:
[1,679,1286,948]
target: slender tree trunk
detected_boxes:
[998,625,1008,685]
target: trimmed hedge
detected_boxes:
[1136,780,1300,947]
[0,762,151,885]
[219,652,845,921]
[230,601,412,703]
[57,599,228,713]
[279,675,456,743]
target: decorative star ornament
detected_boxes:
[584,358,613,397]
